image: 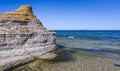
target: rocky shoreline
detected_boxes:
[11,47,120,71]
[0,6,57,71]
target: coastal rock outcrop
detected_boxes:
[0,6,57,71]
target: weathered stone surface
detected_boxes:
[0,5,57,71]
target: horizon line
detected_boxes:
[52,29,120,31]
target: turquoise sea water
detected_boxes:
[11,30,120,71]
[55,30,120,62]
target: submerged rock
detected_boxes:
[0,5,57,71]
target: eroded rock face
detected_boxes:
[0,5,57,71]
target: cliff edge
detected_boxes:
[0,6,57,71]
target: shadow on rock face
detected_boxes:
[46,45,75,62]
[10,45,76,71]
[52,50,74,62]
[114,64,120,67]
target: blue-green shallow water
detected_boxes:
[54,30,120,62]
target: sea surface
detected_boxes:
[12,30,120,71]
[54,30,120,62]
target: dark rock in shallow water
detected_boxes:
[0,5,57,71]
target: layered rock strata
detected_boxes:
[0,6,57,71]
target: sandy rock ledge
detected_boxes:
[0,5,57,71]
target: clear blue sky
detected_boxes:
[0,0,120,30]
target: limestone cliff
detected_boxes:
[0,6,57,71]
